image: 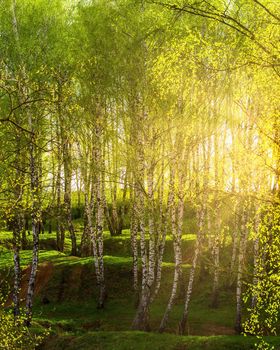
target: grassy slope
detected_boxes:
[41,332,280,350]
[0,230,279,350]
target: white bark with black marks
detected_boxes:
[159,157,185,332]
[130,194,139,293]
[179,205,204,334]
[235,207,249,333]
[25,117,41,326]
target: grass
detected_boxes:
[0,248,190,270]
[0,229,279,350]
[0,229,196,262]
[40,331,280,350]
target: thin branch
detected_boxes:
[252,0,280,23]
[0,118,33,134]
[149,0,275,56]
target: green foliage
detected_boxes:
[0,0,279,347]
[243,205,280,349]
[0,230,279,348]
[0,293,47,350]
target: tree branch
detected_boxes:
[149,0,275,57]
[252,0,280,23]
[0,117,33,134]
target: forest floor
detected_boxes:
[0,230,279,350]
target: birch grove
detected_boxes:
[0,0,279,344]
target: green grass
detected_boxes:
[0,230,196,262]
[0,249,61,269]
[0,229,279,350]
[0,248,191,270]
[0,246,232,337]
[40,331,280,350]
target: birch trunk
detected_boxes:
[12,136,24,317]
[78,141,92,257]
[230,130,238,274]
[63,140,77,256]
[147,165,156,289]
[130,191,139,294]
[159,158,185,332]
[177,173,185,297]
[235,207,248,333]
[151,153,168,303]
[179,142,206,335]
[87,180,101,291]
[251,211,260,308]
[25,117,41,326]
[211,232,220,307]
[96,161,106,308]
[179,205,204,335]
[91,119,106,308]
[56,127,65,252]
[10,1,39,323]
[159,166,177,332]
[131,179,149,329]
[132,107,150,330]
[211,130,223,308]
[12,210,23,317]
[230,208,239,273]
[81,191,92,257]
[150,219,167,303]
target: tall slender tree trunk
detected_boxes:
[56,124,65,252]
[147,165,156,289]
[10,1,40,324]
[179,141,207,335]
[177,171,185,297]
[132,177,149,330]
[25,117,41,326]
[81,193,90,256]
[87,180,101,296]
[78,141,92,257]
[230,206,239,274]
[130,190,139,295]
[159,165,174,328]
[151,219,167,304]
[179,205,204,335]
[252,208,260,308]
[211,230,221,307]
[211,132,222,308]
[63,140,77,256]
[96,157,106,308]
[230,129,238,276]
[235,206,248,333]
[56,80,77,256]
[12,207,23,317]
[132,107,150,331]
[11,134,24,317]
[87,120,106,309]
[151,152,168,303]
[159,164,181,332]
